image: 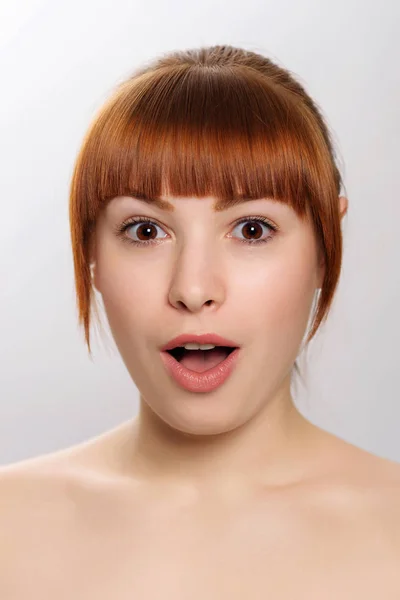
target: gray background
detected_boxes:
[1,0,399,465]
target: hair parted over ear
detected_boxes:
[69,45,347,383]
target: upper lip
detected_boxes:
[160,333,240,351]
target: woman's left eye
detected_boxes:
[115,216,277,247]
[229,217,277,245]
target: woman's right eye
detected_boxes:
[116,219,168,247]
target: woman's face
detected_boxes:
[91,194,344,435]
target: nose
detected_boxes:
[168,245,225,314]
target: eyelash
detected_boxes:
[114,215,278,247]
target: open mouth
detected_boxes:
[166,346,236,362]
[161,344,241,390]
[166,346,237,373]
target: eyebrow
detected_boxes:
[127,194,175,211]
[118,193,268,212]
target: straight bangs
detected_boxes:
[71,64,340,222]
[70,58,343,357]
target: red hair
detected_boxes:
[69,45,345,379]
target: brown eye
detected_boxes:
[231,217,276,245]
[119,219,168,246]
[241,222,263,240]
[135,223,158,241]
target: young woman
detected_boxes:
[1,45,400,598]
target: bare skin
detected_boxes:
[2,194,399,597]
[1,410,400,599]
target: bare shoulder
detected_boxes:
[312,430,400,538]
[0,422,135,531]
[0,447,110,525]
[0,453,95,588]
[0,438,127,538]
[325,431,400,487]
[0,449,110,598]
[0,455,75,534]
[0,453,77,503]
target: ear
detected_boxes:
[316,196,348,289]
[88,232,99,292]
[339,195,348,220]
[90,262,99,292]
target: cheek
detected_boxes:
[95,249,163,341]
[103,283,158,335]
[235,247,317,345]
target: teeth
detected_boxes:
[182,343,216,350]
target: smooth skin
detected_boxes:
[1,194,400,599]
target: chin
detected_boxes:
[147,397,251,438]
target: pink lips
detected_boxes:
[160,347,241,393]
[159,332,241,393]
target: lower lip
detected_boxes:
[160,348,241,393]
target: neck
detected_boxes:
[121,376,323,492]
